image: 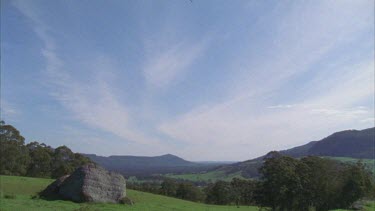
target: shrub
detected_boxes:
[74,206,99,211]
[119,196,134,205]
[4,194,16,199]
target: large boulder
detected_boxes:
[40,164,126,203]
[39,174,70,199]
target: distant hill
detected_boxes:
[169,127,375,181]
[266,127,374,159]
[196,161,237,165]
[308,127,374,158]
[83,153,221,177]
[261,127,374,160]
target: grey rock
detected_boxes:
[350,201,364,210]
[40,175,70,199]
[40,164,126,203]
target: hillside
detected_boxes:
[270,127,374,159]
[169,127,375,181]
[308,128,375,158]
[83,154,221,177]
[85,153,195,167]
[0,175,259,211]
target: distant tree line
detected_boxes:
[0,121,92,178]
[129,152,374,210]
[128,177,257,205]
[127,179,206,202]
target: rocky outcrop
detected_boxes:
[40,164,126,203]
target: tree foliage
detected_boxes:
[256,152,374,211]
[160,178,178,196]
[176,182,205,202]
[204,181,234,205]
[0,121,30,175]
[0,121,92,178]
[26,141,53,178]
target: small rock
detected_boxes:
[350,200,364,210]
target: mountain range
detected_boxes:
[83,127,374,179]
[206,127,375,179]
[83,153,223,177]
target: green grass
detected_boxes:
[0,175,257,211]
[167,170,244,182]
[331,201,375,211]
[1,175,374,211]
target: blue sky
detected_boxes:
[1,0,374,161]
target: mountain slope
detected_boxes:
[308,127,374,158]
[170,127,375,180]
[85,154,195,167]
[83,154,220,177]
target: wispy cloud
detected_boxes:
[361,118,375,124]
[268,104,297,109]
[12,1,161,146]
[143,40,208,88]
[158,59,374,160]
[223,0,373,100]
[8,0,374,160]
[158,1,374,160]
[0,101,20,121]
[56,70,158,145]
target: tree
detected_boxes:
[160,179,178,196]
[51,146,92,178]
[0,121,30,175]
[299,156,340,211]
[256,153,375,211]
[205,181,234,205]
[230,178,256,206]
[0,121,92,178]
[176,182,205,202]
[26,141,53,178]
[340,161,374,208]
[256,152,303,211]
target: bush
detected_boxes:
[74,206,99,211]
[4,194,16,199]
[119,196,134,205]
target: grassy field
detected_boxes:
[166,170,244,182]
[1,175,374,211]
[0,175,257,211]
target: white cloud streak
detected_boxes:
[143,40,208,88]
[158,1,374,160]
[158,59,374,160]
[268,104,297,109]
[10,0,374,160]
[0,101,20,120]
[12,1,161,146]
